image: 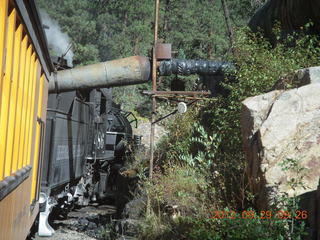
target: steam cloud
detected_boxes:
[39,10,74,66]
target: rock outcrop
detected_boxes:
[295,66,320,86]
[241,69,320,209]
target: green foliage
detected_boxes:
[141,163,307,240]
[36,0,259,115]
[159,0,228,59]
[155,107,200,167]
[186,157,309,240]
[36,0,101,64]
[139,165,207,240]
[180,122,220,169]
[278,158,307,191]
[145,27,319,239]
[112,84,151,114]
[145,166,206,210]
[197,26,320,207]
[35,2,316,238]
[187,211,306,240]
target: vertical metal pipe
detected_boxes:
[149,0,160,179]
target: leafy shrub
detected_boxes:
[154,106,201,168]
[145,166,207,216]
[187,210,306,240]
[139,165,207,240]
[141,26,320,239]
[195,26,320,208]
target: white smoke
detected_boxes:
[39,10,74,67]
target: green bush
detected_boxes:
[192,26,320,208]
[141,27,320,239]
[154,107,201,168]
[187,210,306,240]
[139,165,207,240]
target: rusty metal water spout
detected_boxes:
[49,56,151,93]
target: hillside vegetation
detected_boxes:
[36,1,320,239]
[141,27,320,239]
[37,0,262,113]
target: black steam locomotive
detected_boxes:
[38,59,141,235]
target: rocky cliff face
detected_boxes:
[241,67,320,209]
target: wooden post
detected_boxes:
[149,0,160,179]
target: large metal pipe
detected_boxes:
[49,56,235,93]
[159,59,234,76]
[49,56,151,93]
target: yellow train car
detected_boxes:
[0,0,53,239]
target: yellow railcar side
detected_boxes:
[25,53,36,167]
[0,0,8,115]
[0,8,16,179]
[5,23,22,175]
[28,58,41,200]
[20,45,32,168]
[0,0,52,238]
[31,73,44,203]
[17,35,28,170]
[12,33,27,173]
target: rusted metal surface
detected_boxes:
[155,43,172,60]
[49,56,151,93]
[143,90,211,96]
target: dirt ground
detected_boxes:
[132,121,167,148]
[33,205,116,240]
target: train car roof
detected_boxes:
[15,0,54,79]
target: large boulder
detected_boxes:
[241,82,320,209]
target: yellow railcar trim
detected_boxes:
[37,75,44,117]
[31,74,44,202]
[0,0,8,181]
[0,0,8,101]
[0,9,16,178]
[19,45,32,168]
[6,24,22,175]
[12,34,27,173]
[25,53,36,167]
[16,36,28,170]
[30,122,41,203]
[26,58,38,166]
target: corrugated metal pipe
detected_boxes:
[49,56,151,93]
[159,59,235,76]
